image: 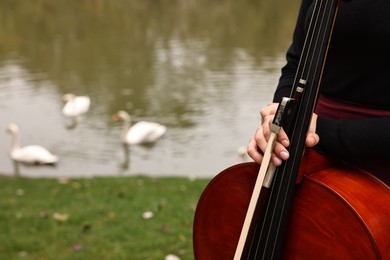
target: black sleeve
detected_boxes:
[316,116,390,160]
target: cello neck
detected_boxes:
[244,0,340,258]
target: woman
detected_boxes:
[247,0,390,186]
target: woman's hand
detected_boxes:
[247,103,319,166]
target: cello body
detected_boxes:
[193,149,390,259]
[193,1,390,258]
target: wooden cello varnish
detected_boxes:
[193,149,390,259]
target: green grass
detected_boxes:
[0,175,210,259]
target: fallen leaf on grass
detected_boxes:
[39,211,49,218]
[142,211,154,219]
[165,254,180,260]
[58,177,69,184]
[161,223,170,232]
[53,212,69,222]
[108,211,116,218]
[178,233,186,242]
[15,189,24,196]
[73,242,83,251]
[82,223,92,233]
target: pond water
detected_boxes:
[0,0,300,179]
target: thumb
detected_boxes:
[306,133,319,147]
[306,113,319,147]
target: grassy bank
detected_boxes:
[0,175,210,259]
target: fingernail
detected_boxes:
[273,156,282,166]
[280,151,289,160]
[281,139,289,147]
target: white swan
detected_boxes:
[112,110,167,145]
[6,123,59,164]
[62,93,90,117]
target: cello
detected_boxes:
[192,0,390,259]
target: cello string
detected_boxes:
[252,0,326,257]
[280,0,334,212]
[251,0,338,258]
[268,0,337,258]
[253,0,338,256]
[280,0,336,215]
[291,0,324,94]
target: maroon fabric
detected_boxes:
[315,94,390,119]
[315,94,390,186]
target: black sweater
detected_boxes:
[273,0,390,161]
